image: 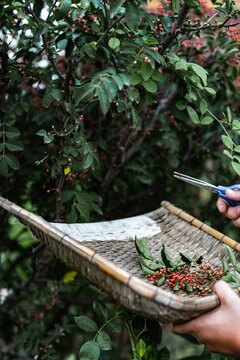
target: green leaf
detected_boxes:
[234,145,240,153]
[74,316,98,332]
[166,53,180,64]
[189,63,208,86]
[43,134,54,143]
[180,253,194,264]
[234,266,240,274]
[79,341,100,360]
[93,301,108,321]
[136,339,147,358]
[83,153,94,168]
[96,331,112,351]
[222,273,237,283]
[200,99,207,115]
[127,87,140,103]
[5,127,20,138]
[157,277,166,286]
[144,49,165,65]
[195,255,203,264]
[61,190,74,203]
[141,255,163,270]
[140,263,155,276]
[113,74,124,90]
[223,149,233,159]
[73,83,95,105]
[91,0,100,7]
[161,245,174,268]
[151,70,163,81]
[55,0,72,20]
[172,0,180,12]
[187,106,199,124]
[108,37,120,49]
[142,79,157,93]
[232,119,240,132]
[185,0,199,7]
[176,100,187,110]
[226,245,237,265]
[109,0,124,17]
[43,90,52,108]
[97,86,110,115]
[52,89,63,102]
[5,154,20,170]
[185,282,193,292]
[6,141,23,151]
[103,78,117,103]
[221,135,233,150]
[81,0,90,9]
[76,192,90,222]
[91,202,103,215]
[82,43,96,58]
[232,161,240,176]
[68,204,78,223]
[205,87,216,96]
[131,107,140,126]
[135,236,154,260]
[175,59,188,71]
[222,257,229,272]
[105,320,121,333]
[227,106,232,123]
[57,39,68,49]
[173,280,180,291]
[130,73,142,86]
[36,129,47,137]
[125,2,140,31]
[173,255,182,268]
[33,0,44,17]
[141,61,154,81]
[119,73,130,86]
[66,38,75,57]
[0,157,8,175]
[201,116,213,125]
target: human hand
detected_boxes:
[173,281,240,356]
[217,189,240,227]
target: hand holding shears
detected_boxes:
[173,172,240,207]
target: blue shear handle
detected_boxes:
[218,185,240,207]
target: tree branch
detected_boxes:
[182,21,239,32]
[25,4,64,82]
[159,3,189,55]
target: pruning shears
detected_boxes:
[174,171,240,207]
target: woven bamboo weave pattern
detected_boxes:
[1,196,240,323]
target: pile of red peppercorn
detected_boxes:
[147,261,226,296]
[135,237,240,297]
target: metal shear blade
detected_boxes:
[173,172,219,194]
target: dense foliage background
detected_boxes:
[1,0,240,358]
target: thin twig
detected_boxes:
[46,0,58,22]
[52,122,79,137]
[97,14,125,45]
[182,21,239,32]
[25,4,64,81]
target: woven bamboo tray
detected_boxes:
[1,195,240,323]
